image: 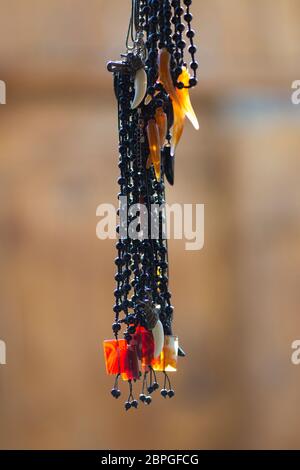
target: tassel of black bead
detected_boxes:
[125,380,139,411]
[106,0,200,409]
[161,371,175,399]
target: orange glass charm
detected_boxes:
[176,67,199,130]
[103,339,140,381]
[151,336,179,372]
[171,99,185,156]
[158,50,199,155]
[146,119,161,181]
[158,48,181,108]
[155,107,168,149]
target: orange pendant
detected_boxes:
[171,99,185,156]
[158,48,181,108]
[176,67,199,130]
[146,119,161,181]
[151,335,179,372]
[155,107,168,149]
[103,339,140,381]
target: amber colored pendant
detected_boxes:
[146,119,161,181]
[103,339,140,381]
[171,99,186,156]
[155,107,168,149]
[176,67,199,130]
[158,48,181,108]
[151,336,179,372]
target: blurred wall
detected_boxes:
[0,0,300,450]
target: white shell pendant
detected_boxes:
[131,67,147,109]
[152,319,164,358]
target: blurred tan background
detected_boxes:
[0,0,300,450]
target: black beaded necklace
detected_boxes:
[104,0,199,411]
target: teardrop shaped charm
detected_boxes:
[162,146,175,186]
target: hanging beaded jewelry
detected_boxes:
[104,0,199,410]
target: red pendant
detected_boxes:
[103,339,140,381]
[132,326,154,370]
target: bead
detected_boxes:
[160,389,168,398]
[184,0,192,5]
[184,13,193,22]
[186,29,195,39]
[190,61,198,70]
[145,396,152,405]
[168,389,175,398]
[114,273,123,282]
[147,385,154,394]
[126,314,135,325]
[188,45,197,55]
[175,7,184,16]
[176,23,185,33]
[139,394,146,403]
[113,304,122,314]
[153,382,159,391]
[124,333,132,342]
[123,253,131,263]
[119,144,126,153]
[175,66,182,76]
[125,401,132,411]
[117,176,126,186]
[122,299,131,310]
[164,27,172,36]
[150,0,159,8]
[177,81,184,89]
[148,32,159,42]
[131,400,138,409]
[114,290,121,299]
[128,325,136,335]
[122,280,131,291]
[178,40,186,49]
[142,5,150,14]
[112,322,121,333]
[149,15,158,25]
[189,77,198,87]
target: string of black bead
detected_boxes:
[182,0,198,88]
[145,0,159,96]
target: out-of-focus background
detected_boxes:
[0,0,300,450]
